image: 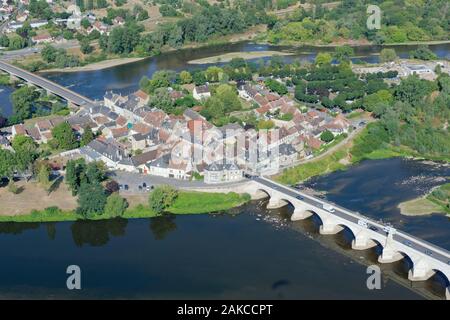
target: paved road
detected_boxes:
[112,171,248,194]
[0,40,80,60]
[0,60,96,107]
[253,176,450,266]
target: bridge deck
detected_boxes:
[0,60,96,107]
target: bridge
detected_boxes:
[234,176,450,300]
[0,60,96,108]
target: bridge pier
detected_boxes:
[446,286,450,300]
[290,209,313,221]
[352,231,377,250]
[250,189,269,200]
[407,259,435,281]
[266,197,288,209]
[319,218,342,235]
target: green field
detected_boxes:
[0,191,251,223]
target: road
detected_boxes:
[252,176,450,266]
[0,60,96,107]
[0,40,80,61]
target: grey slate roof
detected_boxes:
[205,161,240,172]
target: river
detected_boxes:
[0,42,449,117]
[0,43,449,299]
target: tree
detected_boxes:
[80,126,94,146]
[148,185,178,214]
[11,86,39,121]
[257,119,275,130]
[37,162,51,190]
[77,181,107,217]
[315,53,332,66]
[8,35,26,50]
[0,149,15,179]
[11,135,38,172]
[409,45,437,60]
[41,45,58,63]
[51,121,78,150]
[379,48,398,62]
[0,35,9,47]
[179,70,192,84]
[81,18,91,29]
[104,193,128,217]
[80,38,93,54]
[333,45,354,63]
[320,130,334,142]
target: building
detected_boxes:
[193,85,211,101]
[204,161,243,184]
[31,34,53,44]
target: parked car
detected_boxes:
[124,184,129,190]
[119,184,123,190]
[138,186,143,191]
[142,182,147,188]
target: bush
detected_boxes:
[148,185,178,214]
[104,193,128,217]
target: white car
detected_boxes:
[323,203,335,213]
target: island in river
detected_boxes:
[398,182,450,216]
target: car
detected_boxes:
[146,186,151,192]
[425,249,433,256]
[296,195,304,200]
[138,186,143,191]
[142,182,147,188]
[403,240,413,247]
[323,203,335,213]
[448,261,450,266]
[119,184,123,190]
[124,184,129,190]
[368,225,378,232]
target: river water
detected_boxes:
[0,42,449,299]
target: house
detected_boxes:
[134,90,149,105]
[145,154,192,180]
[80,139,129,169]
[193,85,211,100]
[32,34,53,44]
[204,161,243,184]
[11,124,27,137]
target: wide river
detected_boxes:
[0,42,449,299]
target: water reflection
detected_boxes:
[70,218,128,247]
[149,215,177,240]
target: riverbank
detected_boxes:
[40,57,146,73]
[0,190,251,222]
[188,51,293,64]
[398,183,450,216]
[275,123,450,185]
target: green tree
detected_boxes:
[104,193,128,217]
[51,121,78,150]
[333,45,354,63]
[8,35,26,50]
[0,149,15,178]
[148,185,178,214]
[80,38,93,54]
[11,86,39,121]
[80,126,94,146]
[77,181,107,217]
[379,48,398,63]
[315,52,332,66]
[37,162,51,190]
[179,70,192,84]
[41,45,58,63]
[11,135,38,172]
[320,130,334,142]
